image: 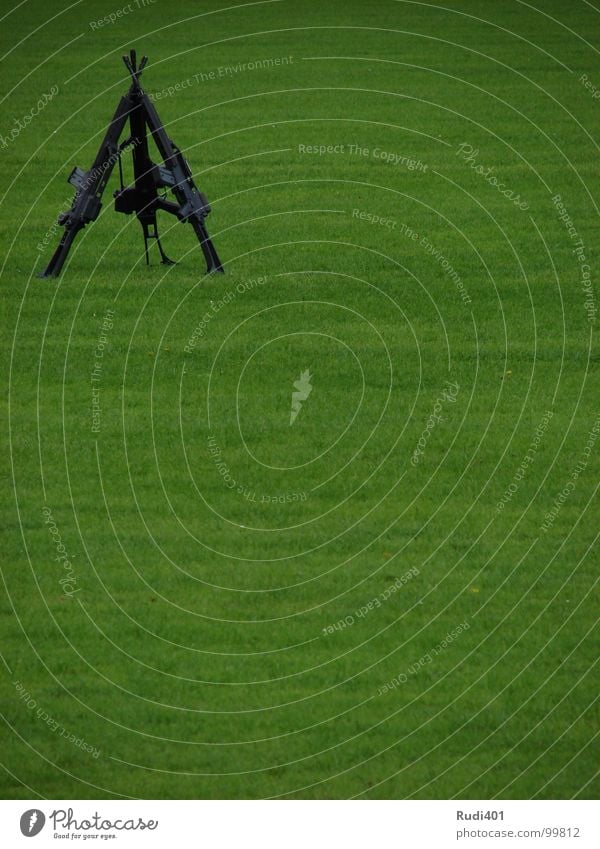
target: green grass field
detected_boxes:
[1,0,599,799]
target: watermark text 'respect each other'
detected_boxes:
[184,277,266,352]
[496,409,553,513]
[377,621,470,696]
[322,566,419,636]
[13,680,100,758]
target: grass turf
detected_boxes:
[1,0,599,799]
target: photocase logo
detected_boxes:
[20,810,45,837]
[290,369,313,425]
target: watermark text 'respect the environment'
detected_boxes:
[352,208,397,230]
[398,222,472,305]
[150,56,294,100]
[38,137,142,254]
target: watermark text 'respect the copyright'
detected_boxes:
[89,0,156,29]
[541,414,600,532]
[552,194,596,324]
[207,435,307,505]
[91,308,116,433]
[298,142,428,172]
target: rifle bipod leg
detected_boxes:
[140,217,175,266]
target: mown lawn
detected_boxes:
[1,0,599,799]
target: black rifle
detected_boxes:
[38,50,224,277]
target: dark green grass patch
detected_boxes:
[1,0,599,799]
